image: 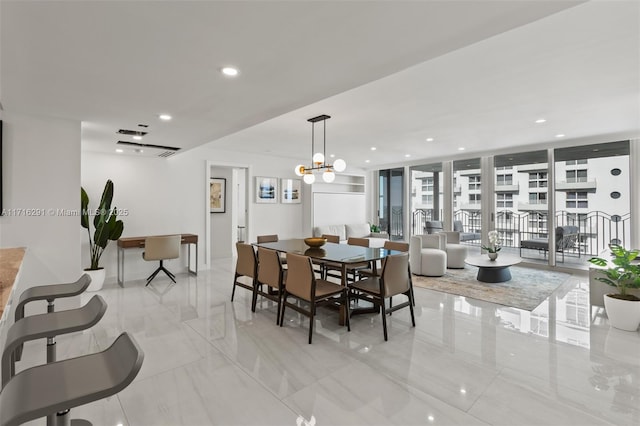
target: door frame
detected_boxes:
[205,160,252,268]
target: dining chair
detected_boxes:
[348,252,415,341]
[257,234,287,266]
[358,240,410,278]
[257,234,279,243]
[231,242,259,311]
[322,234,340,244]
[279,253,350,344]
[319,234,341,279]
[345,237,374,281]
[256,247,286,323]
[142,235,181,286]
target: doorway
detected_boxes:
[206,162,250,266]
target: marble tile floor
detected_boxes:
[15,258,640,426]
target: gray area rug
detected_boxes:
[412,266,570,311]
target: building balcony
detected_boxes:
[459,202,481,210]
[495,183,520,192]
[555,179,597,192]
[457,169,481,176]
[517,201,548,212]
[516,163,548,172]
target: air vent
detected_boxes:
[158,151,177,158]
[117,129,148,136]
[117,141,181,151]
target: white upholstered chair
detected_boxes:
[438,231,468,269]
[409,234,447,277]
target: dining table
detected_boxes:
[252,239,402,325]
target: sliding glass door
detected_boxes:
[409,163,443,236]
[378,168,404,240]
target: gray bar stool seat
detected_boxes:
[0,332,144,426]
[14,274,92,361]
[2,295,108,387]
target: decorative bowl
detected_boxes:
[304,237,327,248]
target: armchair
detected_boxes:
[409,234,447,277]
[438,231,468,269]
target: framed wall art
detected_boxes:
[255,176,278,204]
[280,178,301,204]
[210,178,226,213]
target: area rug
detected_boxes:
[412,266,571,311]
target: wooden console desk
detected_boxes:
[117,234,198,287]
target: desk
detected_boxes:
[117,234,198,287]
[465,254,522,283]
[254,239,400,324]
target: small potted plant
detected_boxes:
[482,230,501,260]
[589,245,640,331]
[81,180,124,291]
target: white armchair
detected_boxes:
[410,234,447,277]
[438,231,468,269]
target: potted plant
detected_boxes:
[81,179,124,291]
[482,230,501,261]
[589,245,640,331]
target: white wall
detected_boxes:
[82,147,309,282]
[0,112,81,287]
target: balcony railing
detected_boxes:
[411,208,630,258]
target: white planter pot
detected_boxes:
[604,294,640,332]
[84,268,106,292]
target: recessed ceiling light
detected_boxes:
[133,135,142,141]
[365,160,370,163]
[458,147,465,151]
[159,114,172,121]
[405,154,411,158]
[426,137,434,142]
[221,67,239,76]
[330,154,335,158]
[115,149,124,153]
[535,119,546,123]
[556,134,565,138]
[371,147,377,151]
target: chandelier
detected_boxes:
[294,114,346,184]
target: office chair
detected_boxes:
[142,235,181,286]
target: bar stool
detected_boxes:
[2,295,108,386]
[2,295,107,426]
[13,274,92,362]
[0,332,144,426]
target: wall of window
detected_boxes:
[554,141,630,255]
[453,158,482,236]
[409,163,442,235]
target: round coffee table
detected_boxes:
[465,254,522,283]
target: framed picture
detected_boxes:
[280,178,301,204]
[210,178,226,213]
[255,176,278,204]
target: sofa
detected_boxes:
[312,223,389,247]
[425,220,481,242]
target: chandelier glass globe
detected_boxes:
[303,172,316,184]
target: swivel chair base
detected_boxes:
[146,260,176,286]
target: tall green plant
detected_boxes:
[589,245,640,300]
[81,180,124,270]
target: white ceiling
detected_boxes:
[2,1,639,169]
